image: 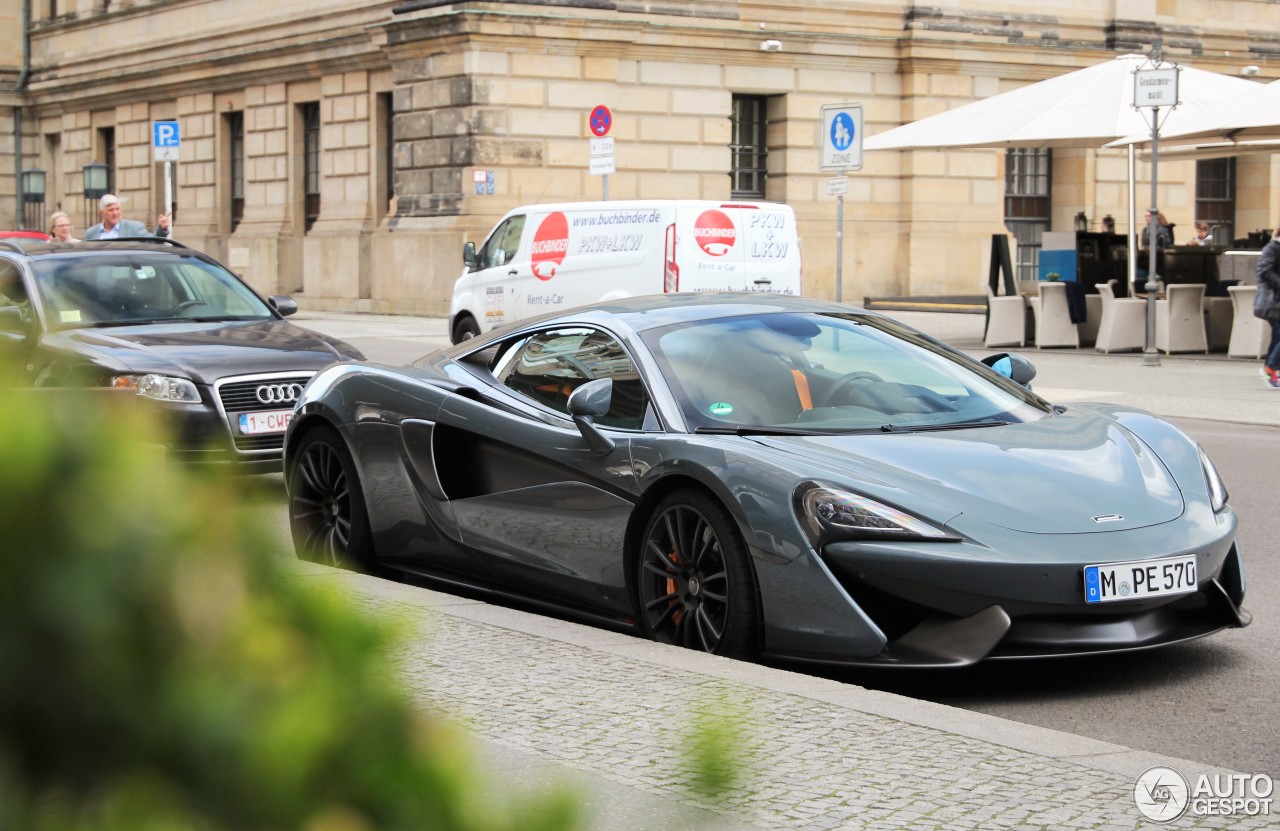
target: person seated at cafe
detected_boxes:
[1189,221,1213,246]
[1140,210,1173,250]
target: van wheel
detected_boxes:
[451,315,481,343]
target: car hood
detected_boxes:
[49,320,361,384]
[748,410,1184,534]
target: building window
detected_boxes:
[301,102,320,233]
[730,94,767,199]
[1004,148,1052,282]
[375,92,394,218]
[227,112,245,232]
[1196,157,1235,245]
[97,127,116,195]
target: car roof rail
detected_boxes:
[100,236,192,249]
[0,240,26,254]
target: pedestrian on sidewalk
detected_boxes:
[1256,229,1280,388]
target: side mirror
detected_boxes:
[463,241,478,270]
[268,295,299,317]
[982,352,1036,387]
[566,378,615,455]
[0,305,32,337]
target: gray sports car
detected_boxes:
[284,293,1249,667]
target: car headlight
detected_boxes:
[794,482,959,547]
[1198,445,1228,512]
[112,373,201,403]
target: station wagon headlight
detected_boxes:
[112,373,201,403]
[1198,446,1228,512]
[795,483,959,546]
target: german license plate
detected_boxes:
[1083,555,1197,604]
[238,409,293,435]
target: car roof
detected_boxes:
[554,292,873,333]
[0,231,53,252]
[0,238,195,258]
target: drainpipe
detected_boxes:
[13,0,32,225]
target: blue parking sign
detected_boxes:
[153,121,180,161]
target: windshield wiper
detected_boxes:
[878,420,1011,433]
[695,425,825,436]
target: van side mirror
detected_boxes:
[268,295,298,317]
[463,241,477,270]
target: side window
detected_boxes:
[0,261,29,308]
[478,216,526,269]
[495,327,652,430]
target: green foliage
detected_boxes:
[0,374,577,831]
[684,697,748,801]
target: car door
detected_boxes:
[429,326,656,615]
[0,258,36,381]
[467,214,527,332]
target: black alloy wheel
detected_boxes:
[637,490,758,658]
[288,425,372,570]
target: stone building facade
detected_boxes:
[2,0,1278,313]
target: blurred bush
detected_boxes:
[0,374,577,831]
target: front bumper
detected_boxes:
[796,517,1248,667]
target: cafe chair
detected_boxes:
[1029,281,1079,349]
[1094,280,1146,354]
[1227,285,1270,359]
[1078,291,1103,347]
[1155,283,1208,355]
[983,284,1027,348]
[1203,295,1233,352]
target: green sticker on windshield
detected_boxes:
[709,402,734,416]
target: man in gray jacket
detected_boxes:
[83,194,171,240]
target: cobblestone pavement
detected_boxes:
[288,563,1272,831]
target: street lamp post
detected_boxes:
[20,168,46,232]
[82,160,109,229]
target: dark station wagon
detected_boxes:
[0,237,363,471]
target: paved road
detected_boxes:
[265,308,1279,828]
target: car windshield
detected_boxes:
[643,311,1052,433]
[31,250,272,329]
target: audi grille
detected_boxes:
[214,372,314,454]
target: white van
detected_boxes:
[448,199,803,342]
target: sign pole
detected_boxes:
[1134,39,1177,368]
[836,194,844,302]
[164,160,173,233]
[819,103,863,304]
[1144,109,1161,367]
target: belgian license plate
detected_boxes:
[1083,555,1197,604]
[238,409,293,435]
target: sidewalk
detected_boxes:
[288,309,1275,830]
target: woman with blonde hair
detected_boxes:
[48,211,79,243]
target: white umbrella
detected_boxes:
[1106,78,1280,148]
[862,53,1261,367]
[864,54,1261,151]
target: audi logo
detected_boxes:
[256,383,305,405]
